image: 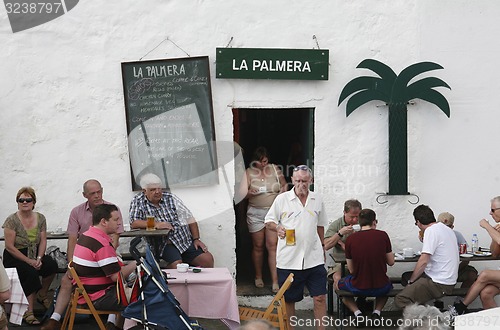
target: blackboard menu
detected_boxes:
[121,57,218,189]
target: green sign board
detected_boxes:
[216,48,329,80]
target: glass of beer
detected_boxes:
[285,228,296,246]
[146,215,155,231]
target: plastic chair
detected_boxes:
[61,265,120,330]
[239,273,294,330]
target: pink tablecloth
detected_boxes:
[168,267,240,329]
[124,267,240,329]
[5,268,29,325]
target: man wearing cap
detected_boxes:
[437,212,477,288]
[129,173,214,268]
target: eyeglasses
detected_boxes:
[293,165,311,172]
[414,220,419,226]
[18,198,33,203]
[492,208,500,213]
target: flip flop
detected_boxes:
[23,311,40,325]
[254,278,264,288]
[37,292,51,309]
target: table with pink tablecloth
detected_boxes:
[167,267,240,329]
[5,268,29,325]
[124,267,240,329]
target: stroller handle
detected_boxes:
[129,236,143,264]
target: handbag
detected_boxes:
[116,271,140,307]
[46,246,68,270]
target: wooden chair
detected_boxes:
[61,265,120,330]
[239,273,294,330]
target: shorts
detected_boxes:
[246,206,269,233]
[93,286,123,311]
[458,265,478,282]
[161,242,204,266]
[338,275,393,296]
[277,265,327,303]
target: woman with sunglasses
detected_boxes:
[245,147,287,292]
[2,187,58,325]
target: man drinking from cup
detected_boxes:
[324,199,362,285]
[265,165,328,330]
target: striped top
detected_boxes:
[73,226,121,303]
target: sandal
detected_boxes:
[37,292,52,309]
[23,311,40,325]
[254,278,264,288]
[272,283,280,293]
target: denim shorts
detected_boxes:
[160,242,204,266]
[338,275,393,297]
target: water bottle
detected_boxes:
[471,234,479,253]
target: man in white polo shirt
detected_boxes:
[265,165,328,330]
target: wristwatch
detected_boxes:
[337,231,343,238]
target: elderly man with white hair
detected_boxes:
[129,173,214,268]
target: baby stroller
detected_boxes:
[122,237,204,330]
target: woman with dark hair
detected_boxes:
[245,147,287,292]
[2,187,58,325]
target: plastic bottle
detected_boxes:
[471,234,479,253]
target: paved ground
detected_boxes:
[9,309,406,329]
[8,283,405,329]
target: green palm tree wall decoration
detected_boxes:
[338,59,451,195]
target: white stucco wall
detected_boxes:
[1,1,500,307]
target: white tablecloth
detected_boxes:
[5,268,29,325]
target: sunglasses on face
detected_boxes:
[18,198,33,203]
[293,165,311,172]
[492,208,500,213]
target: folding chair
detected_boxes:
[61,266,120,330]
[239,273,294,330]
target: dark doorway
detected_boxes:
[233,108,314,292]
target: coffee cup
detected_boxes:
[352,224,361,232]
[403,248,414,258]
[55,226,63,234]
[176,263,189,273]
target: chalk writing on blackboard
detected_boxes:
[121,57,217,189]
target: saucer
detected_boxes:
[460,253,473,258]
[50,231,65,236]
[473,251,492,257]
